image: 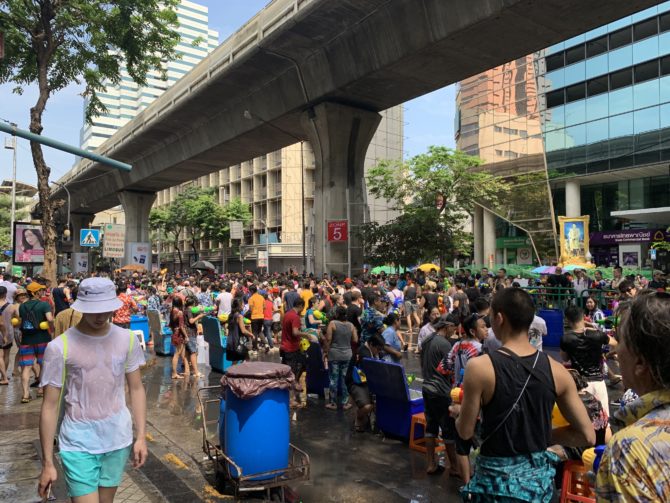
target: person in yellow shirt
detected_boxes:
[596,291,670,502]
[247,285,265,351]
[299,282,313,317]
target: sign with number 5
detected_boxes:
[327,220,348,242]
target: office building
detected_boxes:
[456,3,670,269]
[155,106,404,273]
[79,0,219,152]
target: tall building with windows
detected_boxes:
[456,3,670,270]
[154,107,404,273]
[79,0,219,152]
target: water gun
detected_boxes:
[218,313,229,323]
[312,310,328,323]
[450,386,463,404]
[39,321,49,330]
[596,315,619,328]
[582,445,606,473]
[11,317,20,327]
[299,338,311,352]
[406,373,416,385]
[551,403,569,428]
[190,306,215,315]
[243,317,251,325]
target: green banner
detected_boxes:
[496,236,531,249]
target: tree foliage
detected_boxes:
[0,0,181,282]
[149,185,252,268]
[0,194,29,251]
[360,146,509,267]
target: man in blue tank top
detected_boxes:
[450,288,595,502]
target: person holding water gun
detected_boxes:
[443,313,488,483]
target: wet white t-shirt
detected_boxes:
[40,324,145,453]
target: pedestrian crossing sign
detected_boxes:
[80,229,100,247]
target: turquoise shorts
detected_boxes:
[59,446,131,497]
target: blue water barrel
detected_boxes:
[224,387,289,480]
[130,315,150,343]
[218,397,226,449]
[538,308,563,348]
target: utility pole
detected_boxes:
[4,133,17,253]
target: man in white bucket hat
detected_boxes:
[37,277,147,502]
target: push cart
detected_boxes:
[197,385,310,501]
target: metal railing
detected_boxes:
[522,286,619,313]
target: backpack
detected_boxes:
[20,301,42,332]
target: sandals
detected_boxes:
[0,380,9,385]
[325,403,337,410]
[342,403,353,411]
[171,374,184,379]
[21,396,31,404]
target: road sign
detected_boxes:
[230,220,244,240]
[258,250,268,268]
[80,228,100,247]
[327,220,348,242]
[103,223,125,258]
[651,248,657,260]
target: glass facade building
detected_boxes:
[456,3,670,266]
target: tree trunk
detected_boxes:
[190,238,198,264]
[30,80,57,284]
[174,239,183,272]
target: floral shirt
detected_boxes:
[596,389,670,502]
[112,293,137,325]
[360,307,385,344]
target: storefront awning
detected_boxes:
[611,207,670,226]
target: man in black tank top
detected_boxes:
[449,288,594,502]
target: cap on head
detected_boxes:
[71,278,123,314]
[27,282,46,293]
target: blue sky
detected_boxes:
[0,0,455,188]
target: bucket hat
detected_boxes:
[71,278,123,313]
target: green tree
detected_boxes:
[0,0,181,282]
[361,146,509,267]
[150,186,252,270]
[0,194,29,250]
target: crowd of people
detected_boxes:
[0,264,668,502]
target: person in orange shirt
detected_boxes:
[248,285,265,352]
[299,282,313,317]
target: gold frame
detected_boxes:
[558,215,590,265]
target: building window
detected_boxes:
[610,67,633,90]
[634,60,659,83]
[587,75,609,97]
[609,27,632,50]
[565,83,586,103]
[565,44,585,65]
[633,17,658,41]
[546,52,565,72]
[586,35,608,58]
[547,89,565,108]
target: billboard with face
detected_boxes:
[13,222,45,264]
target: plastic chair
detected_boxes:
[408,412,444,453]
[132,330,146,351]
[560,461,595,503]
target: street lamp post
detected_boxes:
[4,133,17,253]
[243,110,307,274]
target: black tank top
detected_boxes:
[480,349,555,457]
[52,287,69,314]
[405,286,417,302]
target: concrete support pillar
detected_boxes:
[565,181,581,217]
[302,102,382,277]
[119,191,156,267]
[483,208,496,269]
[473,206,484,267]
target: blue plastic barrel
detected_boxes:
[130,315,150,343]
[224,385,289,479]
[218,397,226,450]
[538,308,563,348]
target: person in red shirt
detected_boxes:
[281,298,317,408]
[262,291,274,352]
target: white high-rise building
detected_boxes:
[80,0,219,152]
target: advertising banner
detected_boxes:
[73,252,89,274]
[13,222,45,264]
[102,223,125,258]
[128,242,150,266]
